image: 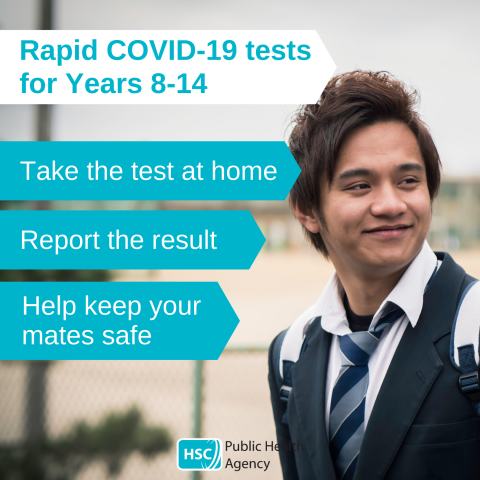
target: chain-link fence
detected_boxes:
[0,348,283,480]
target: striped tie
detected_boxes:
[329,302,405,480]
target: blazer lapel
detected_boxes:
[291,318,337,480]
[354,251,466,480]
[354,318,442,480]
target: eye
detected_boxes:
[347,183,370,191]
[399,178,420,185]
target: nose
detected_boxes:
[370,182,407,218]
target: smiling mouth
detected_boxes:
[364,226,412,237]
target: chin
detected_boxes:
[359,244,414,269]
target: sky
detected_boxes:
[0,0,479,176]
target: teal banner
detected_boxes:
[0,282,238,360]
[0,141,300,200]
[0,210,265,270]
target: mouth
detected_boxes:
[363,224,412,238]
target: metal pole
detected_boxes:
[25,0,54,444]
[25,361,50,441]
[37,0,53,143]
[192,360,204,480]
[37,104,51,142]
[39,0,53,29]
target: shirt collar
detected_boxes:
[314,240,439,335]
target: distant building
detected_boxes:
[51,176,480,252]
[429,177,480,251]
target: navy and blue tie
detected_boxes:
[329,302,406,480]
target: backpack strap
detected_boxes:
[271,329,291,425]
[272,328,288,391]
[273,309,320,425]
[450,280,480,416]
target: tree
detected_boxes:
[0,406,172,480]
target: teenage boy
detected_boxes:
[268,71,480,480]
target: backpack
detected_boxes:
[272,279,480,425]
[450,280,480,416]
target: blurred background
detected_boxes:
[1,0,480,479]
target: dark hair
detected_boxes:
[288,70,442,259]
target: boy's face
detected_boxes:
[304,121,432,276]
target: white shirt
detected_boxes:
[319,240,441,435]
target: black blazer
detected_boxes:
[268,251,480,480]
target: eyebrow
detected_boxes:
[337,167,371,181]
[396,163,425,173]
[336,163,424,181]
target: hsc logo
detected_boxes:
[177,438,223,471]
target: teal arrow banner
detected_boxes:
[0,282,238,360]
[0,210,265,270]
[0,141,300,201]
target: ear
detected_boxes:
[291,199,321,234]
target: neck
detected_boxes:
[335,262,411,316]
